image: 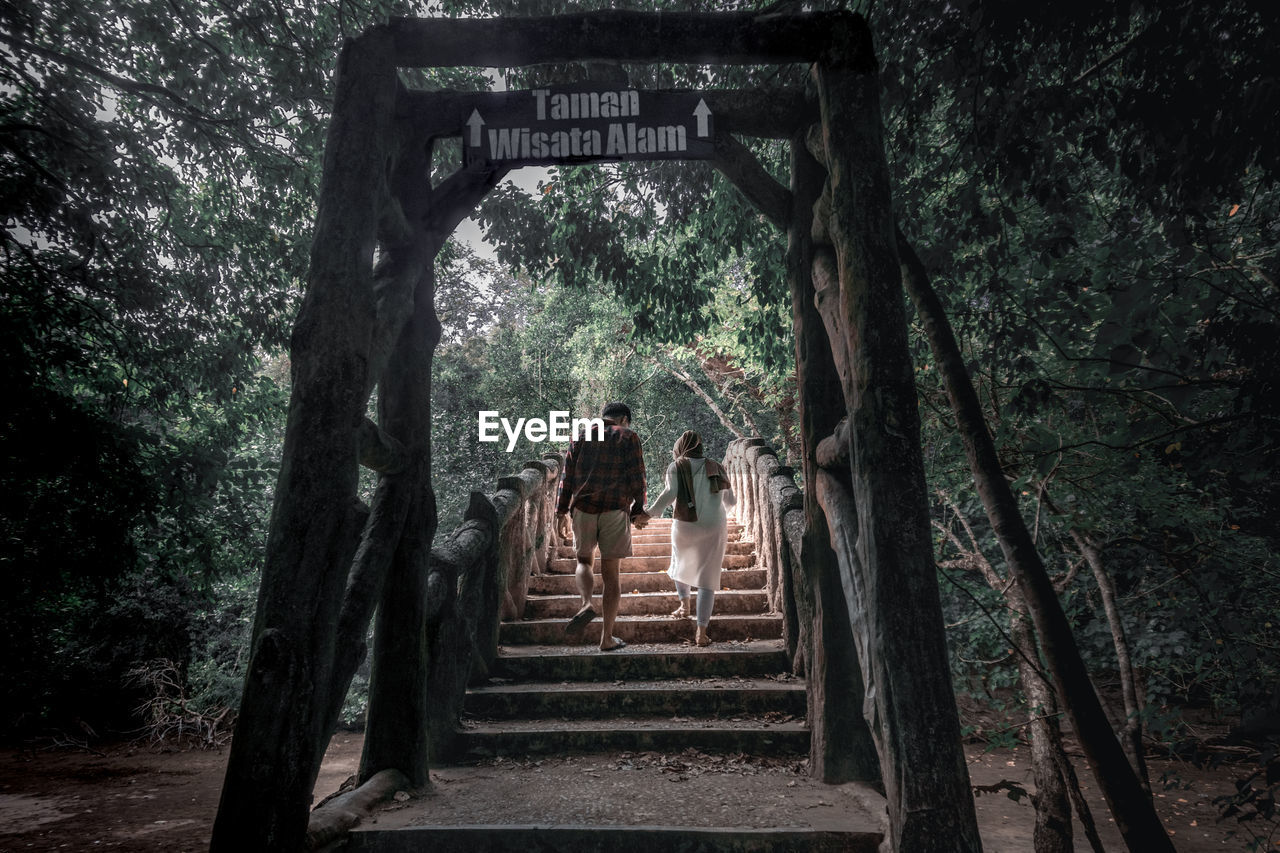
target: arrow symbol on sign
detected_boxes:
[693,99,712,138]
[466,109,485,147]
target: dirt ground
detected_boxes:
[0,733,1265,852]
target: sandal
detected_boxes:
[565,605,597,635]
[600,637,627,652]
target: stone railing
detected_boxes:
[423,453,565,760]
[723,435,883,790]
[722,437,804,661]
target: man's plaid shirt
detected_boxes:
[556,420,647,518]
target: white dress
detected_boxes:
[648,458,737,591]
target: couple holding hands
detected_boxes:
[555,401,736,652]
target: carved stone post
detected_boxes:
[786,132,879,784]
[359,257,441,789]
[210,27,398,852]
[811,18,982,851]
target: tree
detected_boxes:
[0,0,409,732]
[874,0,1279,846]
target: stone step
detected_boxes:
[556,541,754,558]
[523,589,769,620]
[465,677,806,720]
[548,554,755,573]
[631,527,743,538]
[643,519,741,527]
[499,614,783,646]
[627,533,746,546]
[491,641,791,682]
[528,568,767,597]
[344,825,879,853]
[343,747,886,853]
[455,718,809,759]
[634,524,744,536]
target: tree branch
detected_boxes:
[642,352,745,438]
[712,134,792,230]
[0,30,227,127]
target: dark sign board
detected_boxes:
[461,87,717,168]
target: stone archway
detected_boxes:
[209,11,981,852]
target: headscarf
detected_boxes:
[672,430,703,460]
[672,431,726,522]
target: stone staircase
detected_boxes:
[343,518,883,852]
[456,517,808,758]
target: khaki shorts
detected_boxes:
[572,508,632,560]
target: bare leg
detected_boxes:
[671,580,692,617]
[695,588,715,646]
[574,555,595,609]
[563,552,598,638]
[599,557,622,649]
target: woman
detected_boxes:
[647,431,736,646]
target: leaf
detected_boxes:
[1107,344,1142,372]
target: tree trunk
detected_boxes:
[896,229,1174,852]
[1048,715,1110,853]
[935,502,1076,853]
[424,514,493,762]
[811,21,981,849]
[1073,529,1151,790]
[1011,612,1075,853]
[210,30,397,853]
[712,132,791,230]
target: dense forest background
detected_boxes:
[2,0,1276,823]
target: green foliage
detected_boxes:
[449,0,799,370]
[185,573,258,716]
[882,0,1280,724]
[430,264,765,530]
[421,0,1280,740]
[477,157,794,369]
[6,0,1278,749]
[0,0,425,733]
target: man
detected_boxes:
[556,401,649,651]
